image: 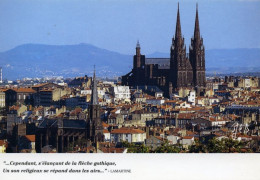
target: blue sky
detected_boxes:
[0,0,259,54]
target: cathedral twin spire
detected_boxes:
[170,3,205,89]
[174,3,201,45]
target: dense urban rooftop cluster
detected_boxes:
[0,74,259,153]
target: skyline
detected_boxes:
[0,0,259,55]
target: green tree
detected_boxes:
[122,141,150,153]
[222,138,244,153]
[189,139,207,153]
[207,138,226,153]
[153,141,182,153]
[189,137,250,153]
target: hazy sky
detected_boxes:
[0,0,259,54]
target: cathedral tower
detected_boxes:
[133,40,145,85]
[135,40,141,68]
[170,3,193,90]
[189,4,206,87]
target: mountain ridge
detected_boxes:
[0,43,259,80]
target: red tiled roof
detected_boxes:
[25,135,35,142]
[208,117,227,122]
[0,140,8,146]
[6,88,36,93]
[103,129,110,133]
[0,88,9,92]
[9,105,20,111]
[70,107,82,116]
[111,128,145,134]
[215,90,229,93]
[177,113,195,119]
[186,131,195,136]
[14,88,36,93]
[165,100,177,103]
[182,136,194,139]
[32,83,49,88]
[102,122,109,128]
[237,134,251,138]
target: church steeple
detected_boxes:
[194,3,200,40]
[175,3,182,39]
[91,65,98,105]
[88,65,104,144]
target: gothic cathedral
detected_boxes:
[122,4,206,97]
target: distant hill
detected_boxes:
[206,48,260,74]
[0,44,259,80]
[0,43,132,79]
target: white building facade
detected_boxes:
[112,86,130,102]
[110,128,146,143]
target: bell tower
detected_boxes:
[88,66,104,143]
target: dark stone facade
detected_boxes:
[5,88,35,107]
[122,4,206,97]
[35,69,104,153]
